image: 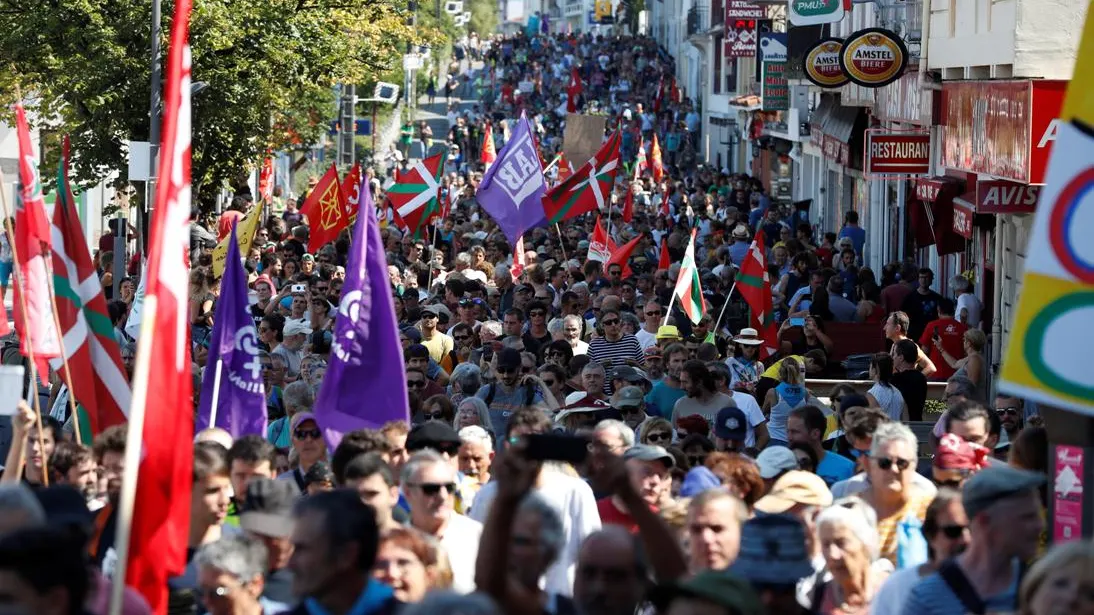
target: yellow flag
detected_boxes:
[211,201,264,278]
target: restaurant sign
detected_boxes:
[864,130,931,177]
[976,180,1041,214]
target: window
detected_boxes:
[713,33,723,94]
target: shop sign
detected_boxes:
[838,28,908,89]
[822,134,849,166]
[803,38,848,88]
[915,177,950,202]
[811,126,825,148]
[724,19,758,58]
[952,201,974,239]
[875,72,933,126]
[760,33,789,112]
[1053,445,1084,544]
[976,180,1041,214]
[788,0,844,26]
[726,0,764,20]
[864,130,930,176]
[941,80,1066,185]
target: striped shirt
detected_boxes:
[587,334,644,367]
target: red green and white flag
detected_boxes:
[672,229,705,325]
[737,229,779,358]
[542,130,621,224]
[51,136,130,438]
[634,136,648,178]
[389,150,447,239]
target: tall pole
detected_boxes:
[144,0,163,259]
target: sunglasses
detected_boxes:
[601,318,620,326]
[496,366,518,374]
[421,313,438,319]
[875,456,912,472]
[645,310,662,317]
[541,378,557,387]
[294,428,322,440]
[939,524,968,539]
[687,454,706,466]
[413,482,457,496]
[646,432,670,443]
[459,298,485,307]
[530,310,547,317]
[422,411,446,421]
[534,295,551,301]
[453,334,471,341]
[407,380,426,388]
[996,407,1020,416]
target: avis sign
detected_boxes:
[976,180,1041,214]
[865,131,931,177]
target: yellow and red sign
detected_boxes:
[803,38,848,88]
[839,28,907,88]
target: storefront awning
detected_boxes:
[912,177,967,256]
[810,97,836,130]
[822,106,862,144]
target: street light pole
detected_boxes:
[143,0,163,259]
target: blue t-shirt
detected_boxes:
[838,225,867,259]
[815,451,855,486]
[901,559,1021,615]
[646,381,686,421]
[475,383,543,442]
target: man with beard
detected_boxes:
[49,442,99,507]
[475,348,544,440]
[994,393,1024,448]
[671,360,735,426]
[646,343,688,420]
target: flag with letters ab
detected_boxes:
[314,181,409,451]
[197,229,267,438]
[476,115,547,247]
[542,130,621,224]
[51,136,130,436]
[300,164,348,252]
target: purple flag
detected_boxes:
[475,114,547,247]
[197,228,267,437]
[314,177,409,451]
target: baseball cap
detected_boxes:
[283,319,313,337]
[252,275,275,292]
[614,386,645,409]
[406,422,461,454]
[713,406,748,441]
[240,478,299,538]
[400,326,422,343]
[612,365,650,386]
[754,470,833,514]
[755,446,800,480]
[623,444,675,469]
[962,465,1046,519]
[648,570,762,615]
[496,347,522,370]
[290,411,319,431]
[644,345,663,358]
[730,514,816,585]
[420,304,442,317]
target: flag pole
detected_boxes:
[108,295,158,615]
[42,258,83,444]
[556,224,568,262]
[712,281,739,337]
[208,359,223,428]
[0,171,51,485]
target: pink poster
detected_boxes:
[1053,445,1084,544]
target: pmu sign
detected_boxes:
[865,130,931,177]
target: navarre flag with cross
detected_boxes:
[542,130,621,224]
[389,150,447,239]
[300,164,348,253]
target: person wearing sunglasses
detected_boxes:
[284,412,328,493]
[587,309,645,384]
[401,449,482,594]
[871,488,969,615]
[994,393,1025,447]
[857,422,931,567]
[195,533,289,615]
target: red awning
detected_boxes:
[911,177,967,256]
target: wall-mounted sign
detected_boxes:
[822,135,849,166]
[864,130,931,177]
[976,180,1041,214]
[725,19,758,58]
[839,28,908,88]
[726,0,765,20]
[953,201,975,239]
[803,38,848,88]
[760,32,789,112]
[788,0,844,26]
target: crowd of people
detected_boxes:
[0,30,1088,615]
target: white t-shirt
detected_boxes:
[437,512,483,594]
[870,566,928,615]
[635,328,658,350]
[470,466,601,597]
[731,391,766,448]
[956,292,983,328]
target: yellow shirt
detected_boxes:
[875,492,933,567]
[420,331,454,364]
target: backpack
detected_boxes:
[937,558,1027,615]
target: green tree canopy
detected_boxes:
[0,0,443,207]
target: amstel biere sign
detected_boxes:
[838,28,908,88]
[803,38,849,88]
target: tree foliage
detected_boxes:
[467,0,498,39]
[0,0,442,206]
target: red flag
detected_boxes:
[542,130,621,224]
[556,152,573,184]
[634,137,648,178]
[12,103,60,374]
[124,1,195,612]
[650,134,664,183]
[481,123,497,164]
[737,230,779,358]
[621,184,634,223]
[387,151,447,239]
[566,67,583,113]
[658,239,670,270]
[258,157,274,204]
[604,234,641,278]
[341,163,362,219]
[510,236,526,282]
[300,164,349,252]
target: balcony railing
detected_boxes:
[687,5,710,36]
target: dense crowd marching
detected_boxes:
[0,30,1090,615]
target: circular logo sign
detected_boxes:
[838,28,908,88]
[803,38,848,88]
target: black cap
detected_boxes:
[406,422,461,453]
[497,347,522,370]
[240,478,299,538]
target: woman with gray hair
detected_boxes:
[448,363,483,405]
[858,421,932,568]
[195,534,288,614]
[454,397,495,436]
[267,381,314,448]
[812,498,892,613]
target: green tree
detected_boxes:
[0,0,443,208]
[467,0,498,37]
